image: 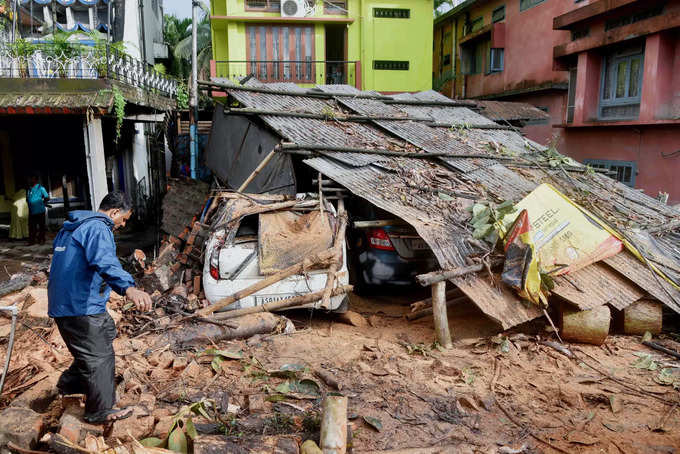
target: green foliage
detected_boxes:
[173,2,213,79]
[631,352,658,371]
[154,62,167,74]
[176,82,189,109]
[468,200,516,243]
[112,86,126,143]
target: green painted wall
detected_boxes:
[210,0,433,92]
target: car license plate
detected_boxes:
[255,293,298,305]
[409,238,429,250]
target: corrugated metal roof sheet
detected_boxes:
[605,251,680,314]
[212,79,680,329]
[476,100,551,122]
[552,263,645,310]
[452,274,543,330]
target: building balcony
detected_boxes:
[211,60,360,88]
[0,42,178,99]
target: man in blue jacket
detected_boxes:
[48,191,152,424]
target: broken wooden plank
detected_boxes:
[321,199,348,309]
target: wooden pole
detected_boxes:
[320,395,348,454]
[197,248,337,316]
[238,149,276,192]
[416,261,502,286]
[320,199,347,309]
[211,285,353,320]
[431,281,453,348]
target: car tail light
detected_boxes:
[209,246,221,280]
[367,228,395,251]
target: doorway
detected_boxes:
[325,24,347,85]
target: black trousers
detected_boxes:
[55,312,117,417]
[28,213,46,244]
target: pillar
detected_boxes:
[83,116,108,210]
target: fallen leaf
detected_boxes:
[363,416,383,432]
[167,428,188,454]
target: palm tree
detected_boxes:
[173,2,212,80]
[163,15,192,79]
[434,0,457,17]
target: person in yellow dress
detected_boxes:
[9,189,29,241]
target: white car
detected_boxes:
[202,194,349,312]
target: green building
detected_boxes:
[209,0,433,93]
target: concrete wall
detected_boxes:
[210,0,433,92]
[561,126,680,205]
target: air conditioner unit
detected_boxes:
[281,0,306,17]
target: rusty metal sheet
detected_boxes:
[452,274,543,330]
[394,104,496,126]
[258,210,334,275]
[463,164,539,202]
[604,251,680,314]
[476,100,550,122]
[552,262,645,310]
[303,156,478,268]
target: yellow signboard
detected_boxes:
[510,184,622,275]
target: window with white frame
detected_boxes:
[599,44,644,120]
[489,48,504,73]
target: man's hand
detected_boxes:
[125,287,153,312]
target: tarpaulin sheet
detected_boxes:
[258,210,334,275]
[204,104,296,194]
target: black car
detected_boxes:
[346,200,437,293]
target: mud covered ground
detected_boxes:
[2,285,679,454]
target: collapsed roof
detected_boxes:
[202,79,680,330]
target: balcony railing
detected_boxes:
[213,60,357,87]
[0,42,178,98]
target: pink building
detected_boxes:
[433,0,680,204]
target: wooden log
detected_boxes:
[315,369,342,390]
[406,295,469,321]
[560,305,610,346]
[623,300,663,335]
[336,310,367,327]
[642,341,680,360]
[416,264,485,287]
[321,199,348,309]
[197,248,337,316]
[431,282,453,348]
[211,285,353,320]
[160,313,287,348]
[320,395,348,454]
[301,441,323,454]
[409,289,463,313]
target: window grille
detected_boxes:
[492,5,505,23]
[520,0,545,12]
[566,68,577,123]
[373,8,410,18]
[373,60,410,70]
[245,0,281,12]
[583,159,637,186]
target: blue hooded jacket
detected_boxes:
[48,210,136,318]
